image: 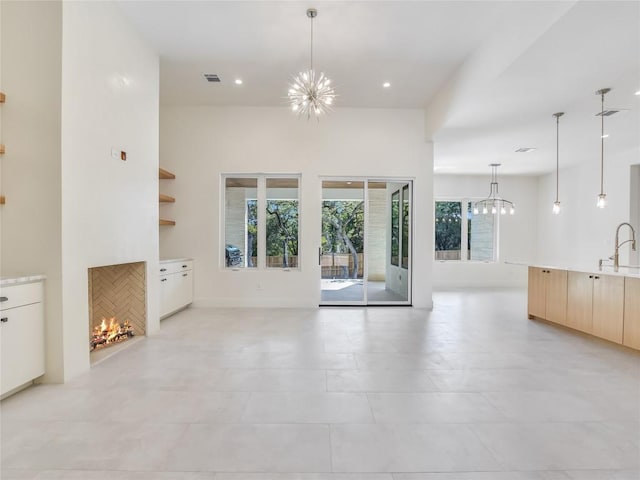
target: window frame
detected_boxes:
[434,197,499,263]
[221,173,302,271]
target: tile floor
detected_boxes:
[1,289,639,479]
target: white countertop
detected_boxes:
[0,274,47,287]
[160,258,193,264]
[507,262,640,278]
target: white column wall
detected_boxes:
[59,1,159,381]
[160,106,433,308]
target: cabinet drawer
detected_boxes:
[159,260,193,275]
[0,282,43,311]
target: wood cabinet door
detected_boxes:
[528,267,546,319]
[592,274,625,343]
[545,269,568,325]
[623,277,640,349]
[566,272,593,334]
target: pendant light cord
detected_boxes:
[600,92,604,195]
[310,14,314,71]
[556,115,560,202]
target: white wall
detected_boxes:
[1,1,64,381]
[160,106,433,308]
[433,174,538,288]
[536,149,640,270]
[59,1,160,381]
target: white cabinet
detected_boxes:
[160,259,193,318]
[0,281,45,396]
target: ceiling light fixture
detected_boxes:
[552,112,564,215]
[234,79,243,85]
[473,164,515,216]
[383,82,391,88]
[596,88,611,208]
[635,90,640,96]
[515,147,536,153]
[288,8,335,119]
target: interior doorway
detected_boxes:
[320,178,412,305]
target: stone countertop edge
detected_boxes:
[0,274,47,287]
[505,261,640,278]
[160,258,193,264]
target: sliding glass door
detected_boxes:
[320,178,412,305]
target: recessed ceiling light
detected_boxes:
[601,134,609,138]
[382,82,391,88]
[235,79,243,85]
[635,90,640,96]
[515,147,536,153]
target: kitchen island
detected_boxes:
[528,265,640,350]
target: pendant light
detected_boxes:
[472,164,515,216]
[595,88,611,208]
[552,112,564,214]
[288,8,336,119]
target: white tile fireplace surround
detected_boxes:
[1,289,638,478]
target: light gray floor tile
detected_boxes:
[215,368,328,392]
[472,422,640,470]
[393,472,570,480]
[327,370,439,392]
[242,392,373,423]
[217,475,393,480]
[355,352,451,370]
[482,390,636,423]
[30,472,216,480]
[330,423,501,472]
[165,424,331,472]
[2,422,187,471]
[367,393,505,423]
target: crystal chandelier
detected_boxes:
[552,112,564,214]
[595,88,611,208]
[473,164,515,215]
[288,8,335,119]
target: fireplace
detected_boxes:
[88,261,146,352]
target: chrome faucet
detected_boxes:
[613,222,637,272]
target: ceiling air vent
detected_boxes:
[515,147,536,153]
[203,74,221,83]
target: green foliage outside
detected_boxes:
[321,200,364,278]
[434,201,462,251]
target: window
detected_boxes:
[223,175,300,270]
[434,199,496,262]
[266,178,299,269]
[391,190,400,266]
[224,177,258,269]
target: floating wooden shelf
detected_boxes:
[159,219,175,226]
[0,92,5,103]
[159,194,175,203]
[159,168,175,179]
[0,144,5,155]
[0,196,5,205]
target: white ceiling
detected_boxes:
[117,1,640,175]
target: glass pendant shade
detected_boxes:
[597,193,607,208]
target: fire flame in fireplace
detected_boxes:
[90,317,134,351]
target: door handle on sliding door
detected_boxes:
[318,247,321,266]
